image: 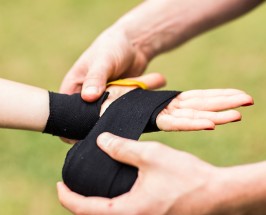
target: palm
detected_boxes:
[157,89,252,131]
[104,74,253,131]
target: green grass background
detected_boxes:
[0,1,265,214]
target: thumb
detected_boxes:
[81,73,108,102]
[81,62,113,102]
[97,132,145,167]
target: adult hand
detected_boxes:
[57,133,266,215]
[60,27,148,102]
[59,0,262,103]
[57,133,221,215]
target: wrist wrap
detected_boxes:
[43,92,109,140]
[62,88,180,197]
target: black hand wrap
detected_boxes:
[43,92,109,140]
[62,89,180,197]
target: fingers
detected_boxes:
[127,73,166,90]
[81,62,112,102]
[97,132,149,167]
[57,181,146,215]
[101,73,166,115]
[59,137,78,144]
[157,109,241,131]
[57,182,115,215]
[106,73,166,96]
[158,115,215,131]
[174,89,253,111]
[178,89,248,100]
[57,182,88,214]
[60,72,83,95]
[157,88,251,131]
[81,70,165,102]
[176,109,241,125]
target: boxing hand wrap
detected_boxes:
[62,89,180,197]
[43,92,109,140]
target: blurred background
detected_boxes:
[0,0,265,214]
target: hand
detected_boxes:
[60,28,148,102]
[102,73,253,131]
[58,133,266,215]
[60,73,166,144]
[57,133,221,215]
[60,73,253,144]
[59,0,262,103]
[157,88,253,131]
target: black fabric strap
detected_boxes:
[43,92,109,140]
[62,89,179,197]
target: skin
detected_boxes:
[0,75,253,133]
[59,0,264,102]
[0,77,255,214]
[0,76,256,214]
[58,0,266,214]
[0,78,50,131]
[57,133,266,215]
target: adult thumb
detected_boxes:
[97,132,144,167]
[81,74,108,102]
[81,63,111,102]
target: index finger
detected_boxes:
[57,182,111,214]
[57,182,137,215]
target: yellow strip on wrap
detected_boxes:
[107,79,148,90]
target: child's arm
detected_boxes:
[0,78,107,140]
[105,74,254,131]
[0,74,253,138]
[0,78,49,131]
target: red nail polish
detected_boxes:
[242,102,254,107]
[204,128,214,130]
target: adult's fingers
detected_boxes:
[106,73,166,93]
[57,182,114,215]
[97,132,151,167]
[80,31,138,102]
[57,182,90,214]
[127,73,166,90]
[57,181,147,215]
[60,71,83,95]
[59,137,78,144]
[99,73,166,116]
[81,61,112,102]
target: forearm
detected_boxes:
[213,162,266,214]
[0,78,108,140]
[113,0,263,60]
[167,161,266,215]
[0,78,49,131]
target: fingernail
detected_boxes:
[204,128,214,130]
[98,132,113,148]
[84,87,99,95]
[242,102,254,107]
